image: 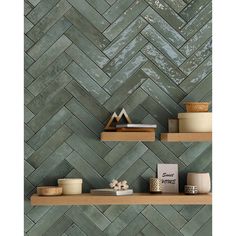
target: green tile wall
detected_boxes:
[24,0,212,235]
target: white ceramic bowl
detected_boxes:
[58,178,83,195]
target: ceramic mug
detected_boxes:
[187,173,211,193]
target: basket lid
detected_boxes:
[178,112,212,119]
[184,102,209,105]
[58,178,83,184]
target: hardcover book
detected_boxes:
[116,124,157,128]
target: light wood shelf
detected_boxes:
[101,132,155,141]
[160,133,212,142]
[31,193,212,206]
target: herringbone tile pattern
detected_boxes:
[24,0,212,235]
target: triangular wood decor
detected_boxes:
[104,108,132,130]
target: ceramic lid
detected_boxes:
[178,112,212,119]
[58,178,83,184]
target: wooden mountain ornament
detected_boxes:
[104,108,132,130]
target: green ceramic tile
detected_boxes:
[142,6,186,48]
[141,79,184,116]
[139,223,164,236]
[67,0,109,32]
[28,143,72,185]
[104,52,148,94]
[28,35,72,78]
[103,34,148,77]
[86,0,110,14]
[66,44,109,86]
[103,0,148,41]
[142,61,186,102]
[79,206,111,230]
[28,89,72,132]
[164,0,186,13]
[104,205,145,235]
[25,106,35,123]
[65,81,110,123]
[43,215,73,236]
[65,8,109,50]
[104,142,148,181]
[180,0,210,21]
[27,0,71,42]
[27,0,60,24]
[104,70,148,112]
[119,214,148,236]
[142,44,186,84]
[180,20,212,57]
[66,98,104,135]
[66,115,111,158]
[65,26,109,68]
[104,0,135,23]
[24,160,35,177]
[28,71,72,114]
[145,0,186,30]
[142,206,183,236]
[28,17,71,60]
[181,2,212,39]
[27,206,70,236]
[104,205,129,222]
[104,142,137,166]
[142,25,186,66]
[64,224,86,236]
[27,52,72,96]
[154,205,187,230]
[27,107,71,149]
[180,55,212,93]
[180,206,212,235]
[180,38,212,76]
[66,134,110,175]
[66,207,104,236]
[103,16,147,59]
[27,125,72,168]
[66,151,109,188]
[66,62,110,104]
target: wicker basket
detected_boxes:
[184,102,209,112]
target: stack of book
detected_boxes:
[116,124,157,132]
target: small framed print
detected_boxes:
[158,164,179,193]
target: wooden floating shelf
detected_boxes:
[160,132,212,142]
[31,193,212,206]
[101,132,155,142]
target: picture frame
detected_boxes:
[158,164,179,193]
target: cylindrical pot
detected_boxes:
[58,178,83,195]
[178,112,212,133]
[184,185,198,195]
[149,178,162,193]
[187,173,211,193]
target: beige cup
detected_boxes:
[58,178,83,195]
[187,173,211,193]
[178,112,212,133]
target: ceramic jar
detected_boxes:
[149,178,162,193]
[58,178,83,195]
[178,112,212,133]
[187,173,211,193]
